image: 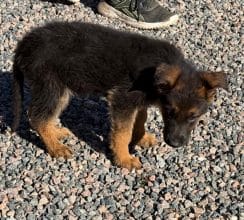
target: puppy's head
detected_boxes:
[131,63,227,148]
[153,63,228,147]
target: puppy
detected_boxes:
[12,22,227,170]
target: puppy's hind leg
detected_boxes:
[53,89,74,140]
[29,85,73,159]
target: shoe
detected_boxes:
[67,0,80,4]
[97,0,179,29]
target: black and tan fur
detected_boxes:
[12,22,228,170]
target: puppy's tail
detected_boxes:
[11,64,24,132]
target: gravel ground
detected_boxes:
[0,0,243,219]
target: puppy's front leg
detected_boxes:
[110,110,142,170]
[107,89,143,170]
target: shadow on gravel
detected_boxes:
[0,70,46,151]
[0,70,112,159]
[60,96,112,156]
[0,71,12,133]
[39,0,100,11]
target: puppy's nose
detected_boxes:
[168,139,182,148]
[165,134,186,148]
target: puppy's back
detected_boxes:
[14,22,182,93]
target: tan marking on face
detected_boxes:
[196,87,207,98]
[187,106,201,117]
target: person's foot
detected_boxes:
[97,0,179,29]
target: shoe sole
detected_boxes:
[67,0,80,3]
[97,1,179,29]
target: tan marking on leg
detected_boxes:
[110,110,142,170]
[53,89,72,120]
[56,127,74,140]
[130,108,157,148]
[47,89,74,140]
[34,120,73,159]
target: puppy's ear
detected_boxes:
[154,64,181,94]
[200,71,228,101]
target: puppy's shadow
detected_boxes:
[61,96,111,155]
[0,70,112,158]
[0,71,12,133]
[0,71,45,149]
[39,0,99,11]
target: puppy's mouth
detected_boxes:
[164,134,189,148]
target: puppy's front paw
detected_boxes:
[49,144,73,159]
[138,133,157,148]
[115,156,142,170]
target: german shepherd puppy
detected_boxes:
[12,22,227,170]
